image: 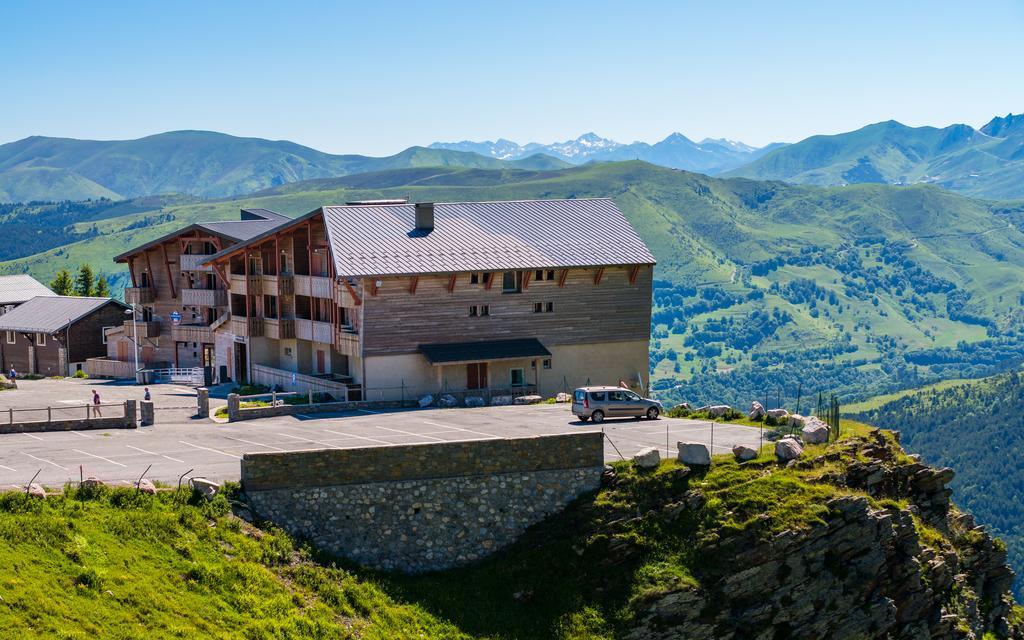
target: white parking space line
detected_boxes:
[125,445,185,464]
[321,429,393,445]
[22,433,44,441]
[277,433,343,449]
[224,436,285,452]
[20,452,68,471]
[179,441,240,459]
[421,420,501,439]
[70,431,92,439]
[74,449,127,468]
[371,425,446,442]
[0,464,17,472]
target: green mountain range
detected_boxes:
[4,160,1023,408]
[726,114,1024,199]
[0,131,569,202]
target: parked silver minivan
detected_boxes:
[572,386,662,423]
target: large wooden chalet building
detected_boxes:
[95,199,655,400]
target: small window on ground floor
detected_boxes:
[36,332,46,346]
[480,304,489,316]
[543,358,552,369]
[533,302,542,313]
[546,270,555,280]
[510,368,525,387]
[535,269,544,281]
[5,331,14,344]
[101,326,113,344]
[469,305,478,317]
[470,273,480,284]
[545,301,554,313]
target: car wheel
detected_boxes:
[647,407,660,420]
[591,410,605,424]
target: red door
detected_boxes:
[467,362,488,389]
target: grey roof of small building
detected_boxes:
[419,338,551,365]
[0,296,127,333]
[321,198,656,277]
[114,208,290,262]
[0,275,55,305]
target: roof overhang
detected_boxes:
[419,338,551,366]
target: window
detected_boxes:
[5,331,14,344]
[480,305,489,316]
[509,368,525,387]
[543,358,552,370]
[469,305,478,317]
[545,301,554,313]
[482,273,491,285]
[264,295,278,319]
[535,269,544,281]
[590,391,607,401]
[101,326,114,344]
[533,302,542,313]
[37,332,46,346]
[470,273,479,284]
[546,270,555,281]
[502,271,523,293]
[608,390,626,402]
[624,391,640,401]
[574,390,586,403]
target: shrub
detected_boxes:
[72,369,88,379]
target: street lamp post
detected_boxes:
[125,305,140,384]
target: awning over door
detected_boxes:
[419,338,551,365]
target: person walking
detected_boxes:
[92,389,102,417]
[143,387,151,401]
[8,366,15,380]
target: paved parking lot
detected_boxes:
[0,380,763,488]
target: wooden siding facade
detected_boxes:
[0,303,127,376]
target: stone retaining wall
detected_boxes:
[0,401,136,434]
[226,393,413,421]
[241,432,604,572]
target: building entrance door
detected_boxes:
[235,343,248,383]
[467,362,488,389]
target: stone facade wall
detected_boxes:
[242,432,604,572]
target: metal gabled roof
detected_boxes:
[0,296,127,333]
[322,198,656,277]
[113,208,291,262]
[0,275,55,305]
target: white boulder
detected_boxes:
[788,414,806,428]
[418,394,434,408]
[707,405,733,418]
[766,408,790,420]
[775,437,804,462]
[137,478,157,495]
[801,418,830,444]
[732,445,758,462]
[748,401,766,420]
[191,477,220,499]
[465,396,485,408]
[513,395,543,405]
[677,441,712,466]
[555,392,571,403]
[633,447,661,469]
[81,477,104,490]
[437,394,457,408]
[27,483,45,498]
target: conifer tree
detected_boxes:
[50,268,74,296]
[94,275,110,298]
[75,264,95,297]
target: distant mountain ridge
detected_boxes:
[725,113,1024,199]
[0,131,568,203]
[429,132,783,174]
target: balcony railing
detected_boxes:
[335,329,360,357]
[264,318,295,340]
[124,287,155,305]
[181,288,227,307]
[261,274,294,297]
[179,254,215,271]
[124,320,160,339]
[229,274,262,295]
[294,275,333,299]
[171,323,214,344]
[295,319,333,343]
[229,317,264,337]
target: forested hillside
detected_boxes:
[851,370,1024,595]
[3,161,1023,407]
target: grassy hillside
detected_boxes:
[0,131,570,202]
[3,161,1024,405]
[850,370,1024,595]
[726,116,1024,200]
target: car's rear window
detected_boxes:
[574,390,586,402]
[589,391,607,401]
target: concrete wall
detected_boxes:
[242,432,604,572]
[0,400,136,434]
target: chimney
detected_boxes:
[415,202,435,231]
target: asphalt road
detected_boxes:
[0,380,763,488]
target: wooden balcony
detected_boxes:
[124,287,155,305]
[179,254,215,271]
[229,274,262,295]
[335,329,360,357]
[262,274,294,297]
[295,319,333,344]
[229,317,264,337]
[171,323,214,344]
[181,288,227,307]
[294,275,333,299]
[123,320,160,339]
[264,318,295,340]
[335,282,360,307]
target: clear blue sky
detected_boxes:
[3,0,1023,155]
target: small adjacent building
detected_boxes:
[203,198,655,399]
[0,274,55,316]
[0,296,129,376]
[97,208,289,378]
